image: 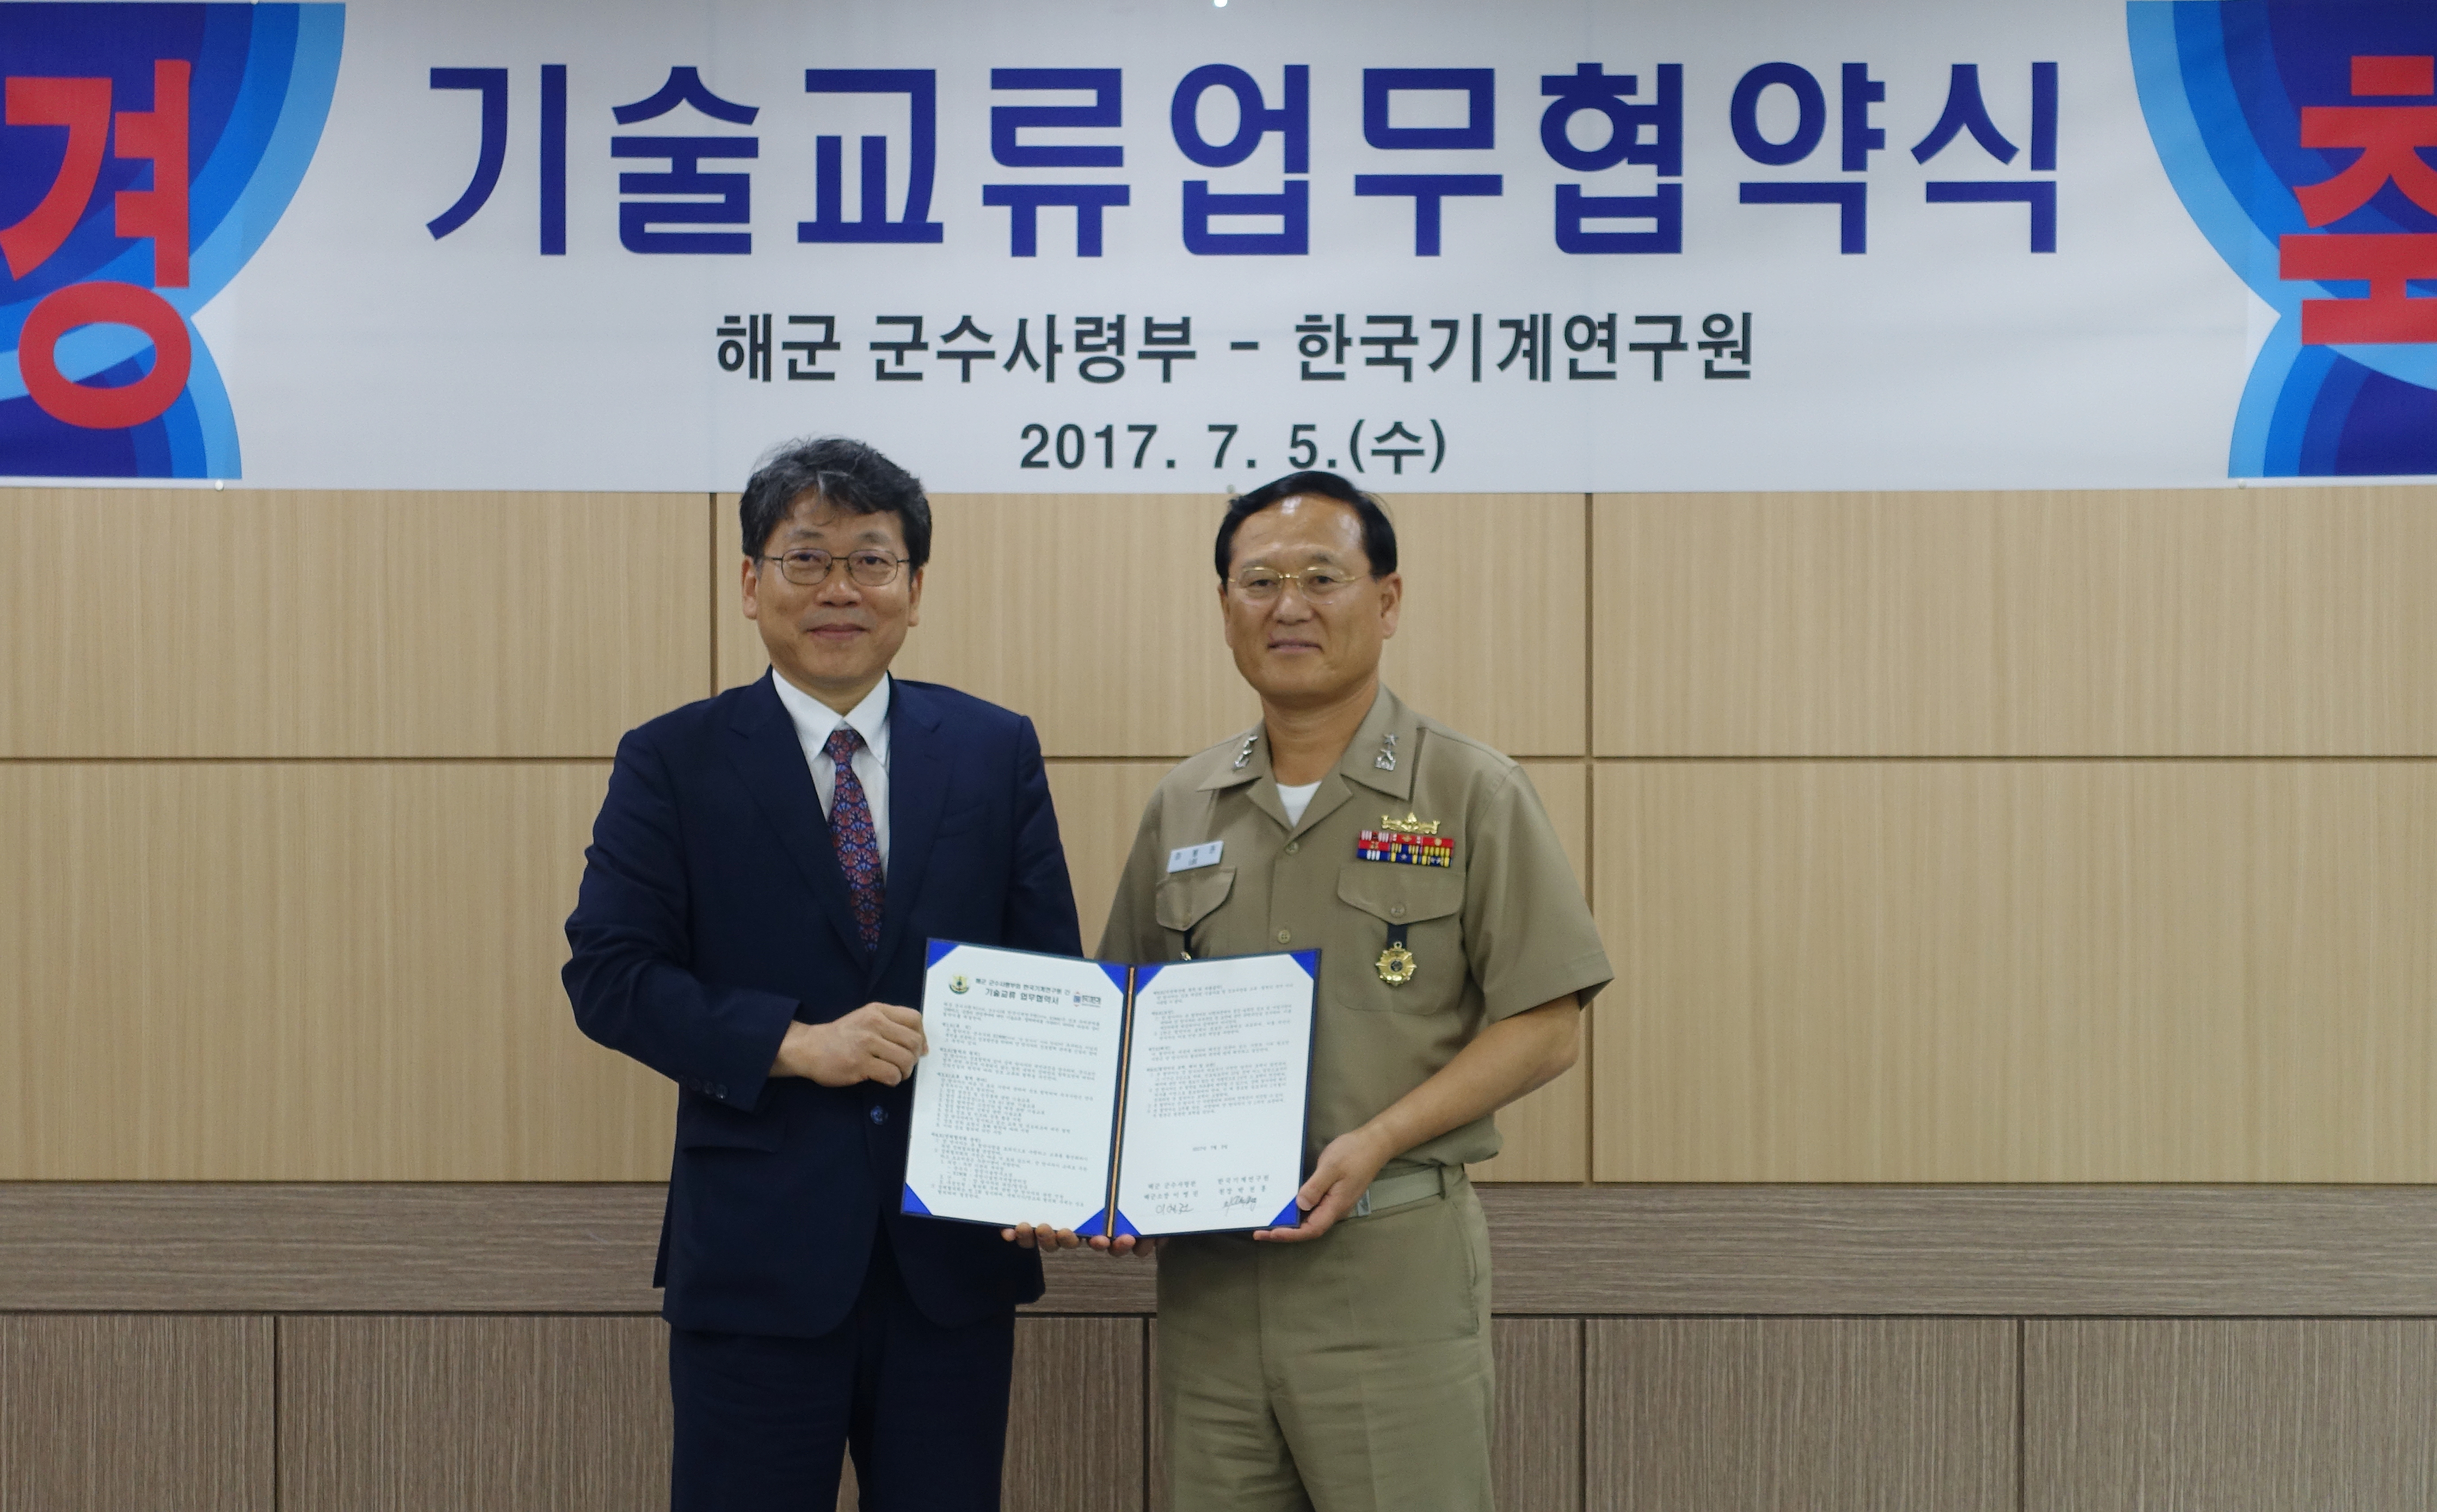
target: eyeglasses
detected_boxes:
[1227,565,1369,602]
[760,549,909,588]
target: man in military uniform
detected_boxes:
[1096,471,1612,1512]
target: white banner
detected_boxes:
[5,0,2433,489]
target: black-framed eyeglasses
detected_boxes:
[760,549,910,588]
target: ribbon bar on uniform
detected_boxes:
[1356,830,1455,866]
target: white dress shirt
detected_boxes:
[770,671,893,871]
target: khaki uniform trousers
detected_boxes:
[1157,1168,1494,1512]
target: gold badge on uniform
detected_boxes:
[1356,812,1454,866]
[1376,938,1417,986]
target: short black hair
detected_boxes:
[738,436,932,571]
[1213,470,1398,581]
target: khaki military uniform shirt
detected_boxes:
[1099,685,1612,1174]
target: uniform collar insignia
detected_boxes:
[1198,727,1268,790]
[1338,686,1417,801]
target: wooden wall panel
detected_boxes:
[1473,760,1590,1182]
[1004,1317,1147,1512]
[1586,1319,2015,1512]
[1494,1318,1583,1512]
[1147,1321,1168,1512]
[1481,1185,2437,1318]
[717,492,1248,755]
[719,493,1585,757]
[1593,761,2437,1182]
[1048,760,1173,950]
[1593,487,2437,757]
[0,763,672,1180]
[2025,1320,2437,1512]
[1375,492,1585,758]
[0,489,709,758]
[21,1183,2437,1319]
[280,1316,668,1512]
[0,1314,273,1512]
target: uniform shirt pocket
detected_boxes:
[1154,865,1236,943]
[1335,864,1466,1014]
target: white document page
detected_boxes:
[1113,952,1316,1237]
[902,943,1129,1232]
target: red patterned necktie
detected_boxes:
[823,727,883,953]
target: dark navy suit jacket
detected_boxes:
[563,673,1080,1338]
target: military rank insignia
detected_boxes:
[1357,813,1454,866]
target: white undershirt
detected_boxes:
[770,671,893,869]
[1276,780,1323,825]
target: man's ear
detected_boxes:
[905,565,925,628]
[740,556,762,621]
[1375,571,1402,640]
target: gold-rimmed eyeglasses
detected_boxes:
[759,549,910,588]
[1226,565,1369,602]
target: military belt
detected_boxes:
[1347,1164,1460,1220]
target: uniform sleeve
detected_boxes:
[1462,763,1613,1021]
[1095,786,1170,963]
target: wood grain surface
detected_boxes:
[1586,1318,2016,1512]
[0,1183,672,1313]
[276,1313,1142,1512]
[0,762,674,1180]
[1468,760,1593,1183]
[17,1183,2437,1317]
[1003,1317,1147,1512]
[2025,1320,2437,1512]
[280,1315,668,1512]
[0,489,709,758]
[717,492,1249,754]
[1146,1321,1167,1512]
[275,1313,1142,1512]
[1045,760,1174,950]
[1480,1186,2437,1316]
[718,492,1587,758]
[1493,1318,1584,1512]
[0,1314,273,1512]
[1595,760,2437,1182]
[1592,486,2437,756]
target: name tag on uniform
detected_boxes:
[1167,841,1223,873]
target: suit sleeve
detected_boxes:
[562,727,798,1111]
[1095,788,1168,963]
[998,715,1084,957]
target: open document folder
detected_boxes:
[902,940,1317,1238]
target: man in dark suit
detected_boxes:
[564,436,1082,1512]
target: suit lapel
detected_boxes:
[722,674,868,963]
[875,681,948,977]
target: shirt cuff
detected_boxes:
[1484,947,1614,1022]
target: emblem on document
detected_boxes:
[1376,941,1417,986]
[949,974,971,994]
